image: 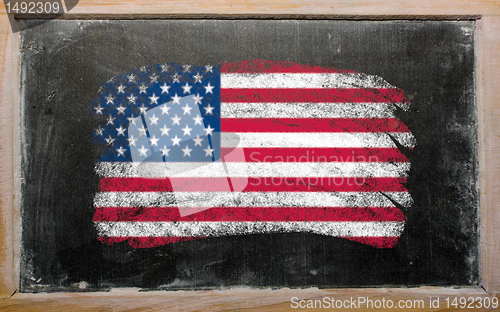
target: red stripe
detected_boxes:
[221,59,355,74]
[342,237,401,248]
[221,88,407,103]
[98,236,204,248]
[221,147,409,162]
[99,177,408,192]
[93,207,406,222]
[221,118,410,133]
[98,236,398,248]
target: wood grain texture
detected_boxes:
[0,13,19,300]
[1,288,499,311]
[1,0,500,310]
[480,15,500,294]
[0,0,498,15]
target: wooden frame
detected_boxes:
[1,1,499,310]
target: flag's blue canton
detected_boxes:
[91,64,220,162]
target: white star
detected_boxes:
[160,83,170,94]
[149,93,159,104]
[182,125,193,136]
[138,145,149,157]
[205,65,213,72]
[117,85,126,94]
[182,103,193,115]
[94,105,103,115]
[149,114,159,125]
[116,146,126,156]
[106,94,115,104]
[171,135,181,146]
[182,145,193,157]
[204,125,214,136]
[139,84,148,94]
[160,104,171,115]
[193,115,203,126]
[204,145,214,157]
[107,116,115,125]
[160,146,170,156]
[171,93,181,105]
[171,114,181,125]
[149,135,159,146]
[138,126,147,136]
[160,124,171,136]
[150,74,159,83]
[140,66,147,72]
[193,93,203,105]
[95,126,104,136]
[116,126,126,136]
[161,64,169,72]
[127,74,136,82]
[183,64,191,72]
[127,94,137,104]
[193,72,203,83]
[172,73,180,83]
[204,82,214,94]
[127,115,137,125]
[182,83,192,94]
[105,135,115,145]
[127,135,137,146]
[116,106,126,115]
[139,105,148,114]
[193,135,203,146]
[204,104,214,115]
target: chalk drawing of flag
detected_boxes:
[91,59,415,249]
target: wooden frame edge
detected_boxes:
[0,12,19,299]
[1,2,499,310]
[478,14,500,294]
[476,17,487,292]
[1,287,498,310]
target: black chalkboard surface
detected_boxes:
[19,20,477,292]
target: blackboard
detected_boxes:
[19,19,478,292]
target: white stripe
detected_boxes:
[93,192,413,208]
[221,102,400,118]
[221,132,416,148]
[221,73,394,89]
[95,221,404,237]
[95,162,410,178]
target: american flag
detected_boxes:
[91,59,414,249]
